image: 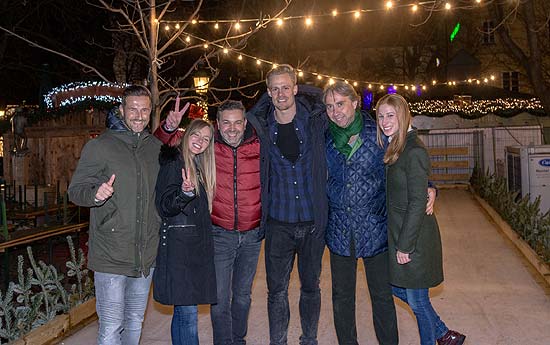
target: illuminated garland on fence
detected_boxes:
[58,95,122,108]
[409,98,545,118]
[44,81,127,109]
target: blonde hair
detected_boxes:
[266,64,297,88]
[375,94,412,165]
[180,119,216,211]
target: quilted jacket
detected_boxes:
[325,112,388,258]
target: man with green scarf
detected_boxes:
[323,81,435,345]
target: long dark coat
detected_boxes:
[386,131,444,289]
[152,145,217,306]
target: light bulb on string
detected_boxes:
[223,48,229,54]
[191,19,197,24]
[256,59,261,65]
[175,23,180,29]
[234,22,241,31]
[386,1,393,9]
[305,17,313,26]
[277,19,283,26]
[445,2,452,10]
[332,9,338,17]
[298,71,304,77]
[238,54,243,61]
[412,4,418,12]
[185,36,191,43]
[353,82,358,87]
[164,25,170,31]
[329,78,335,85]
[214,22,219,29]
[203,43,209,49]
[354,11,361,19]
[317,75,322,80]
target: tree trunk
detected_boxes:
[491,0,550,115]
[149,0,160,130]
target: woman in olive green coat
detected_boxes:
[376,94,465,345]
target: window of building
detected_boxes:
[482,20,495,45]
[502,71,519,92]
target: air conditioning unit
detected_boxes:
[505,145,550,214]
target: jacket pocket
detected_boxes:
[98,208,119,232]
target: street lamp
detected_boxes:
[193,68,210,94]
[193,67,210,119]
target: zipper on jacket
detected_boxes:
[133,133,144,275]
[233,146,238,230]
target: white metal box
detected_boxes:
[506,145,550,214]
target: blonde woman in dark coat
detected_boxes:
[154,119,217,345]
[376,94,465,345]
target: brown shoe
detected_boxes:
[437,330,466,345]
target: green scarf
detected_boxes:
[329,110,363,158]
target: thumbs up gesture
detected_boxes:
[95,174,116,202]
[181,168,195,193]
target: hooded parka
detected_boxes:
[68,110,161,277]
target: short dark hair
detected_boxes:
[122,85,151,107]
[216,100,246,121]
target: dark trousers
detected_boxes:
[330,243,398,345]
[265,219,325,345]
[210,226,263,345]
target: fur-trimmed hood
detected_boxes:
[159,144,181,166]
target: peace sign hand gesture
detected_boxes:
[166,95,190,131]
[181,167,195,193]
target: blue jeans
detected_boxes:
[392,287,449,345]
[210,226,262,345]
[172,305,198,345]
[94,269,153,345]
[265,219,325,345]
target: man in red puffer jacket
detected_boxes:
[156,100,265,345]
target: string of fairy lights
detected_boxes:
[165,30,501,93]
[157,0,492,91]
[409,98,544,116]
[42,0,539,116]
[43,80,543,118]
[43,81,127,109]
[159,1,484,27]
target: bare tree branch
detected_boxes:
[0,25,110,81]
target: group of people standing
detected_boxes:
[68,64,466,345]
